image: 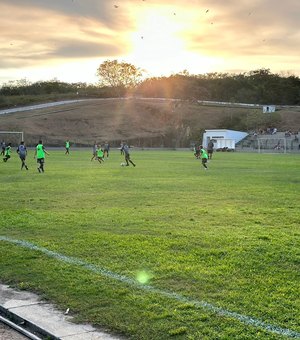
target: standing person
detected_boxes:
[122,143,136,167]
[34,140,49,173]
[120,141,125,155]
[199,145,208,170]
[17,141,29,170]
[103,141,110,158]
[207,140,214,160]
[65,140,70,155]
[1,141,6,156]
[91,141,97,161]
[3,143,11,162]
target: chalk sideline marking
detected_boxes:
[1,236,299,338]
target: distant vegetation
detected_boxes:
[1,68,299,109]
[1,67,299,145]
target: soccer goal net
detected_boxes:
[257,138,287,153]
[0,131,24,146]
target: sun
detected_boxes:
[129,12,184,72]
[126,8,216,76]
[127,10,187,75]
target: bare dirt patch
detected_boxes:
[0,98,299,146]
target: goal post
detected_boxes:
[257,138,287,154]
[0,131,24,145]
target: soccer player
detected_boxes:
[65,140,70,155]
[200,145,208,170]
[91,142,97,161]
[207,140,214,159]
[1,141,6,156]
[103,141,110,158]
[121,143,136,167]
[96,145,104,164]
[17,141,29,170]
[3,143,11,162]
[120,141,125,155]
[194,144,200,159]
[34,140,49,173]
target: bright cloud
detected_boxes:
[0,0,299,84]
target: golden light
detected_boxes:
[126,7,218,76]
[128,12,183,75]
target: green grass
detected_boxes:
[0,150,299,339]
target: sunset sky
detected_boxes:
[1,0,299,85]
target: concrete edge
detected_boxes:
[0,304,59,339]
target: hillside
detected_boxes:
[0,98,299,147]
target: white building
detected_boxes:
[202,129,248,150]
[263,105,276,113]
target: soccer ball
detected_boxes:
[120,162,126,166]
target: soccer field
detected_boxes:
[0,150,299,339]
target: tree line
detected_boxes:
[1,61,299,106]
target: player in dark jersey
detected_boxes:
[121,143,136,167]
[17,141,29,170]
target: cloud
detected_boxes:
[0,0,299,82]
[0,2,127,69]
[178,0,300,61]
[49,40,121,58]
[3,0,135,29]
[0,40,121,67]
[4,0,107,23]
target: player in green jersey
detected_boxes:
[200,145,208,170]
[96,146,104,164]
[3,143,11,162]
[65,140,70,155]
[34,140,49,173]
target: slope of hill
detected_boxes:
[0,98,299,147]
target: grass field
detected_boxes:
[0,150,299,339]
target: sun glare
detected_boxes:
[127,10,186,75]
[132,12,183,52]
[126,8,216,76]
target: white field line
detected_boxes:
[1,236,299,338]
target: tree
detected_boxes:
[96,60,143,93]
